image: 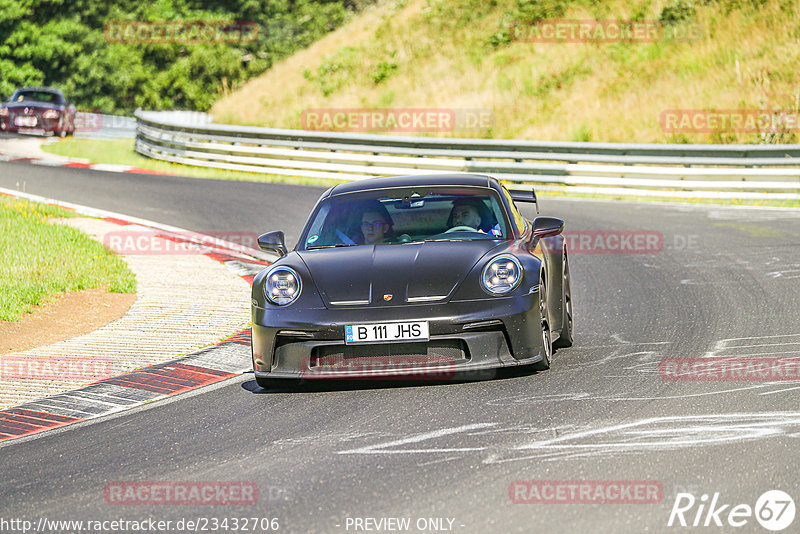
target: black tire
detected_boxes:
[554,251,574,349]
[531,280,552,371]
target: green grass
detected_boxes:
[41,138,343,187]
[0,197,137,321]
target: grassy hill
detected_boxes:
[211,0,800,143]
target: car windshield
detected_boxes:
[302,187,510,249]
[11,91,62,104]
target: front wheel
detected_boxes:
[554,251,573,349]
[531,280,552,371]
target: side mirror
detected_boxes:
[258,231,288,257]
[532,216,564,238]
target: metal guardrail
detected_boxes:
[135,110,800,200]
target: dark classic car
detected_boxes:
[252,173,573,387]
[0,87,76,137]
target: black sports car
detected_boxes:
[252,173,572,387]
[0,87,76,137]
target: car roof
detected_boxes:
[328,173,501,197]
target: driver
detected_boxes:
[447,198,487,231]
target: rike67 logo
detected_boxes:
[668,490,795,531]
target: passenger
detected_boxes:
[357,200,394,245]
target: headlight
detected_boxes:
[42,110,60,119]
[481,254,522,295]
[264,266,302,305]
[0,108,8,117]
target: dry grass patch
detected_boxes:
[212,0,800,144]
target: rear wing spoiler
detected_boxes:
[509,189,539,214]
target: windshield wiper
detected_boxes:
[424,237,493,243]
[307,243,356,249]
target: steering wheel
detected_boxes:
[445,225,478,233]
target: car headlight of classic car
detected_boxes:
[481,254,523,295]
[264,266,302,305]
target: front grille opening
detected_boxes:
[310,340,469,370]
[275,331,313,351]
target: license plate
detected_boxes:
[345,321,429,344]
[15,116,37,127]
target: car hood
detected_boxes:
[297,240,502,307]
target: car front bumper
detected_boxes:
[252,290,544,380]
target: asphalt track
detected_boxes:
[1,161,800,533]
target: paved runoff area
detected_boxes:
[0,190,273,441]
